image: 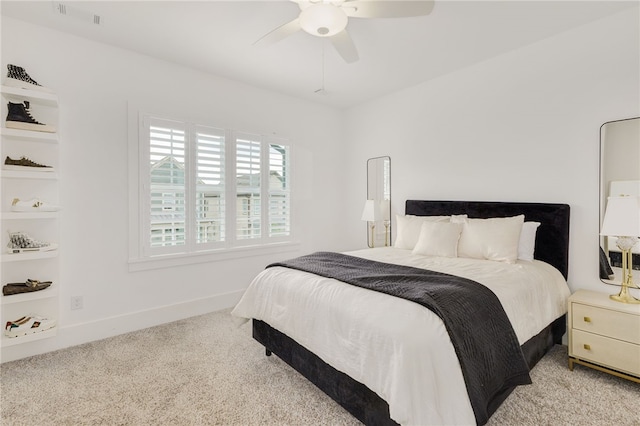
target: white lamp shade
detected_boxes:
[601,196,640,237]
[361,200,380,222]
[299,4,348,37]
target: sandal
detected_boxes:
[4,315,56,338]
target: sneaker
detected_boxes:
[4,156,54,171]
[3,279,52,296]
[5,101,56,133]
[7,231,58,254]
[5,64,54,93]
[11,198,60,212]
[4,315,56,338]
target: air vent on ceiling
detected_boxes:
[52,1,103,26]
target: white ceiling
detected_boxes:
[1,1,636,109]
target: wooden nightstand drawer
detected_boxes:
[571,329,640,376]
[572,303,640,344]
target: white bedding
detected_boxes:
[231,247,571,425]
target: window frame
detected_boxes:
[128,109,296,271]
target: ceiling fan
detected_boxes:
[254,0,435,63]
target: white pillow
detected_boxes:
[412,221,463,257]
[518,221,540,261]
[394,214,450,250]
[450,214,468,224]
[457,215,525,263]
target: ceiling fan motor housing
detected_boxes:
[299,4,348,37]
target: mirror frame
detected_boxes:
[599,116,640,285]
[366,156,391,248]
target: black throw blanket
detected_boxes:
[268,252,531,425]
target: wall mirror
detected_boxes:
[363,156,391,248]
[599,117,640,285]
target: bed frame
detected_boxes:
[253,200,571,425]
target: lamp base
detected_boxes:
[610,286,640,304]
[609,244,640,303]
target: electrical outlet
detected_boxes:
[70,296,83,310]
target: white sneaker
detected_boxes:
[6,231,58,254]
[11,198,60,212]
[4,315,56,338]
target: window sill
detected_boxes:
[128,241,301,272]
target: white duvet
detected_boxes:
[232,247,570,425]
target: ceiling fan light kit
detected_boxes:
[256,0,435,63]
[300,4,348,37]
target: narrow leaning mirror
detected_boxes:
[599,117,640,291]
[364,156,391,248]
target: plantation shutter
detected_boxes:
[235,134,261,240]
[148,118,186,249]
[195,125,225,244]
[268,143,290,237]
[142,114,292,259]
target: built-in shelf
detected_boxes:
[1,83,60,359]
[2,212,60,220]
[0,127,58,143]
[1,328,57,347]
[0,170,58,180]
[1,250,59,263]
[0,85,58,107]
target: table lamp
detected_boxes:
[361,199,380,248]
[600,195,640,303]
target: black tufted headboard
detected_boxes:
[405,200,571,279]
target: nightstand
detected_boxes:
[568,289,640,383]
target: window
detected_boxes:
[141,115,291,258]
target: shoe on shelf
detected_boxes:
[4,156,54,171]
[3,279,52,296]
[5,64,54,93]
[5,101,56,133]
[6,231,58,254]
[4,315,56,338]
[11,198,60,212]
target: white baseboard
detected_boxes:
[1,290,244,363]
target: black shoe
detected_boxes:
[2,280,52,296]
[5,64,53,93]
[5,101,56,133]
[4,156,54,171]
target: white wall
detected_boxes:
[3,6,638,361]
[342,9,639,294]
[1,16,348,361]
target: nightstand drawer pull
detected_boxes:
[583,317,591,323]
[584,344,591,350]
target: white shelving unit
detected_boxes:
[1,84,60,349]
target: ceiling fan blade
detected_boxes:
[290,0,311,10]
[330,29,359,63]
[344,0,434,19]
[253,18,301,47]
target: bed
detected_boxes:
[232,200,571,425]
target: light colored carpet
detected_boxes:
[0,309,638,425]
